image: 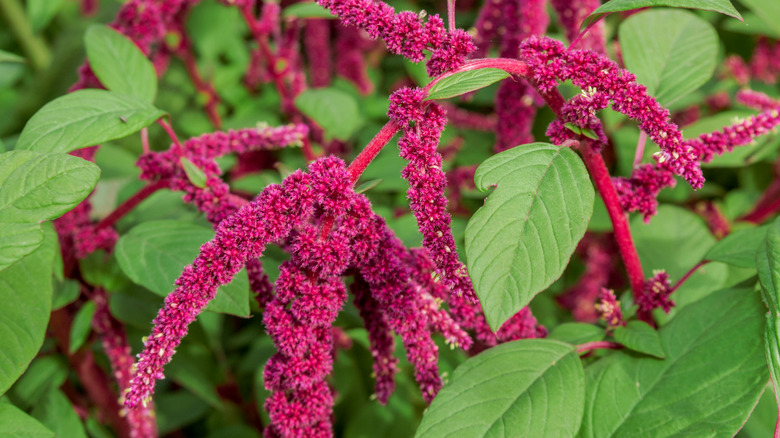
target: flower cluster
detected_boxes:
[596,288,625,328]
[521,36,703,188]
[316,0,474,76]
[637,270,674,314]
[613,164,677,222]
[558,234,621,322]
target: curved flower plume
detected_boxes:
[521,36,704,188]
[316,0,474,76]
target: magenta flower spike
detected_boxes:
[596,288,625,328]
[637,270,674,313]
[551,0,606,52]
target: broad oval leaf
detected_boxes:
[426,68,510,101]
[583,0,742,29]
[580,287,767,437]
[757,217,780,315]
[416,339,585,437]
[16,89,165,153]
[85,25,158,102]
[705,224,768,268]
[294,88,363,141]
[0,223,56,396]
[619,9,718,106]
[465,143,594,330]
[739,0,780,39]
[612,320,665,358]
[180,157,207,189]
[549,322,605,345]
[30,389,88,438]
[0,151,100,271]
[0,403,54,438]
[115,220,250,317]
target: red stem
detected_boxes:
[346,120,401,185]
[741,180,780,223]
[178,37,223,129]
[94,179,170,231]
[157,118,181,148]
[447,0,456,31]
[670,260,709,294]
[577,340,623,353]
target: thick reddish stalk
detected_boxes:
[346,120,400,185]
[94,179,169,231]
[670,260,709,294]
[157,119,181,148]
[742,178,780,223]
[577,340,622,353]
[178,38,223,129]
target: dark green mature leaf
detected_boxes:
[426,68,510,101]
[764,315,780,413]
[282,2,337,18]
[69,301,96,353]
[580,287,767,437]
[10,356,68,410]
[0,403,53,437]
[180,157,207,189]
[16,89,165,153]
[115,220,250,317]
[465,143,594,330]
[416,339,584,437]
[0,224,56,397]
[739,0,780,38]
[612,321,665,358]
[549,322,605,345]
[619,9,718,106]
[757,218,780,315]
[85,25,158,102]
[31,389,87,438]
[583,0,742,29]
[0,151,100,271]
[631,205,714,279]
[706,225,768,268]
[294,88,363,141]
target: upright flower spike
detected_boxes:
[125,158,338,408]
[637,270,674,313]
[335,27,375,95]
[550,0,606,52]
[596,288,625,328]
[388,87,476,302]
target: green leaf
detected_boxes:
[16,89,165,153]
[0,151,100,271]
[52,279,81,310]
[294,88,363,141]
[612,320,665,358]
[9,356,68,410]
[757,218,780,315]
[166,353,224,408]
[705,225,768,268]
[580,287,767,437]
[0,50,25,64]
[180,157,207,189]
[282,2,337,19]
[465,143,594,330]
[0,403,54,437]
[416,339,584,437]
[69,301,96,353]
[764,315,780,416]
[564,122,583,135]
[548,322,605,345]
[583,0,742,29]
[426,68,510,101]
[619,9,718,106]
[0,223,56,397]
[31,389,87,438]
[84,25,158,102]
[27,0,65,33]
[631,205,715,279]
[739,0,780,38]
[115,220,250,317]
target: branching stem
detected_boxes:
[94,179,170,231]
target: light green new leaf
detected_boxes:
[583,0,742,29]
[612,320,665,358]
[0,403,54,437]
[0,151,100,271]
[739,0,780,39]
[16,89,165,153]
[757,218,780,315]
[548,322,605,345]
[85,25,158,102]
[465,144,594,330]
[416,339,584,437]
[426,68,510,101]
[69,301,97,353]
[0,49,25,64]
[580,287,767,437]
[282,2,337,19]
[180,157,207,189]
[705,224,768,268]
[27,0,65,33]
[115,220,250,317]
[294,88,363,141]
[0,224,56,397]
[619,9,718,106]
